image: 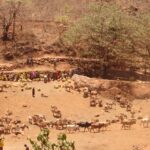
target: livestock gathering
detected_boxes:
[0,60,150,150]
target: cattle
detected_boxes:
[90,120,111,132]
[64,83,73,92]
[41,93,48,98]
[3,125,12,134]
[19,124,29,131]
[90,100,97,107]
[38,122,49,129]
[90,90,98,98]
[51,106,62,119]
[0,127,4,135]
[54,119,66,130]
[98,100,103,107]
[12,120,21,125]
[12,129,24,136]
[121,119,136,130]
[5,110,13,116]
[51,106,58,112]
[83,87,89,98]
[1,117,12,124]
[28,115,46,125]
[53,110,62,118]
[77,122,91,132]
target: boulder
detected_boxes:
[131,83,150,99]
[72,74,101,91]
[72,74,150,99]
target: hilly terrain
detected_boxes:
[0,1,150,150]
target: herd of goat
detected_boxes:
[0,110,28,136]
[0,110,149,136]
[27,84,150,134]
[28,111,150,134]
[0,80,150,137]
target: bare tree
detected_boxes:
[0,0,21,41]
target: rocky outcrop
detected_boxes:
[72,74,102,91]
[72,74,150,99]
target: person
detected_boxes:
[47,72,51,82]
[53,61,57,70]
[30,71,37,80]
[24,144,29,150]
[32,88,35,97]
[44,75,48,83]
[26,58,30,65]
[27,57,34,66]
[0,136,4,150]
[30,57,34,66]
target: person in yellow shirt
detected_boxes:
[0,136,4,150]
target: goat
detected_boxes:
[121,119,136,130]
[65,124,79,133]
[141,117,150,128]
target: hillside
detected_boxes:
[0,0,149,81]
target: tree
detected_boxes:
[29,129,75,150]
[0,0,21,40]
[62,1,150,78]
[0,0,31,41]
[135,12,150,76]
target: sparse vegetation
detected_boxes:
[0,0,149,77]
[29,129,75,150]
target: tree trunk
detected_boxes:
[2,25,9,41]
[12,12,16,40]
[101,49,109,78]
[101,62,109,78]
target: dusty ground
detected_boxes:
[0,80,150,150]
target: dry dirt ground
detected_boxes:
[0,80,150,150]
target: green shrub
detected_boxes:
[29,129,75,150]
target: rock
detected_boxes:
[131,83,150,99]
[72,74,102,91]
[4,53,14,60]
